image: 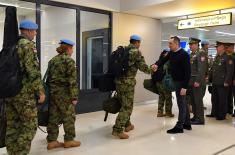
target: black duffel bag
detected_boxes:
[102,94,121,121]
[37,66,50,127]
[143,79,159,94]
[0,99,6,148]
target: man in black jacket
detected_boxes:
[156,36,191,134]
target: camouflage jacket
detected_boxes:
[115,44,151,85]
[47,52,79,100]
[17,37,44,96]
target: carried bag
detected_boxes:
[37,66,50,127]
[0,99,6,148]
[102,93,121,121]
[143,79,159,94]
[162,62,176,92]
[0,7,22,99]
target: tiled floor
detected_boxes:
[1,91,235,155]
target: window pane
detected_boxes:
[40,5,76,76]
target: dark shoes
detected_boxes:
[190,117,196,122]
[191,119,205,125]
[167,127,184,134]
[216,117,225,121]
[206,114,215,118]
[183,124,192,130]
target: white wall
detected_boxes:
[112,12,162,103]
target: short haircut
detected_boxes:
[170,36,180,45]
[201,43,207,47]
[130,39,140,44]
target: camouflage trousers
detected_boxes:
[47,93,76,142]
[5,92,37,155]
[113,83,135,133]
[156,82,173,114]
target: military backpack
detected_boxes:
[108,46,130,78]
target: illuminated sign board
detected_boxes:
[178,13,232,30]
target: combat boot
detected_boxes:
[112,131,129,139]
[125,124,134,132]
[47,141,64,150]
[157,113,166,117]
[165,113,174,118]
[64,140,81,148]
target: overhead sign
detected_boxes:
[178,13,232,30]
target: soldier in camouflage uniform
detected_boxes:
[154,50,174,117]
[188,38,207,125]
[46,39,81,149]
[112,35,155,139]
[5,20,45,155]
[209,41,234,120]
[224,43,235,116]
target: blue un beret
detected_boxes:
[19,20,38,30]
[130,35,141,41]
[59,39,75,46]
[201,40,209,45]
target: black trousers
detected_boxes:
[227,86,233,114]
[212,85,229,119]
[175,82,191,128]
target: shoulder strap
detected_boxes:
[43,62,51,83]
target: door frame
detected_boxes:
[0,0,113,113]
[82,28,109,90]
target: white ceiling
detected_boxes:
[122,0,235,19]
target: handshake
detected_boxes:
[151,64,158,72]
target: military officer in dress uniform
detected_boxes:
[188,38,207,125]
[209,41,234,120]
[224,42,235,117]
